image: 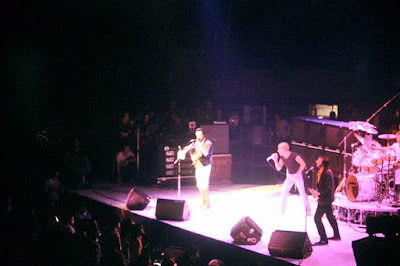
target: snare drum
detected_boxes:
[345,173,377,202]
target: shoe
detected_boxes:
[312,240,328,246]
[328,236,341,241]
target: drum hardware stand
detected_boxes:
[392,164,400,207]
[365,91,400,123]
[338,134,352,193]
[390,185,400,207]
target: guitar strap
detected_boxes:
[194,138,209,166]
[198,138,208,154]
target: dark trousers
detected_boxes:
[121,166,136,183]
[314,204,340,241]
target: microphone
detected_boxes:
[266,153,278,161]
[187,139,196,144]
[305,166,314,175]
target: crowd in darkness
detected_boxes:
[30,185,217,266]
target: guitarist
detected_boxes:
[116,145,137,184]
[309,155,341,246]
[190,128,213,209]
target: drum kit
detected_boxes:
[345,121,400,205]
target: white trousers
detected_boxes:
[281,172,310,213]
[195,164,211,189]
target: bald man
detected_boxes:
[269,142,311,215]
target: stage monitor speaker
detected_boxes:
[353,236,400,266]
[230,216,263,245]
[268,230,312,259]
[125,187,150,210]
[155,198,190,221]
[366,216,400,236]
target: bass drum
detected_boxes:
[345,173,377,202]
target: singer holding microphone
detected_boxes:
[267,142,311,216]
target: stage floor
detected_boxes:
[71,181,376,265]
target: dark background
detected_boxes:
[3,0,400,186]
[4,1,400,125]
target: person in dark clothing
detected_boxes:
[100,231,125,266]
[118,112,134,147]
[309,155,341,246]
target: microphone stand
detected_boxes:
[174,146,183,200]
[177,158,182,200]
[174,141,195,200]
[366,91,400,123]
[338,133,351,189]
[136,128,140,178]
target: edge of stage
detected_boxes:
[68,181,399,265]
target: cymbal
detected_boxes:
[348,121,378,134]
[354,133,365,145]
[353,133,382,148]
[378,133,397,140]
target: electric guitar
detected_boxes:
[308,188,320,199]
[191,141,211,168]
[121,156,135,167]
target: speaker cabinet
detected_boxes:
[125,187,150,210]
[366,216,400,236]
[291,119,307,143]
[268,230,312,259]
[308,122,324,147]
[230,216,263,245]
[155,198,191,221]
[210,154,232,182]
[200,125,229,154]
[241,125,268,146]
[353,236,400,266]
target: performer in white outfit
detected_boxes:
[176,128,213,209]
[269,142,311,215]
[190,128,213,209]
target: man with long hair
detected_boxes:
[309,156,341,245]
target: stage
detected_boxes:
[70,181,386,265]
